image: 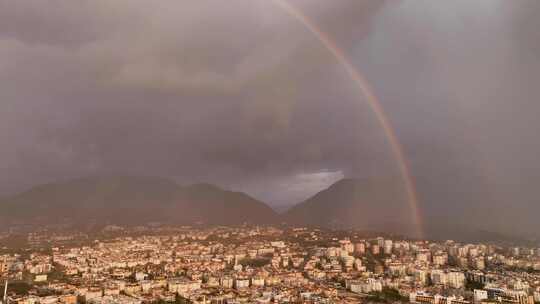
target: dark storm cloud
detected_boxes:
[1,0,540,236]
[0,0,392,199]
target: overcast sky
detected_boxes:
[1,0,539,231]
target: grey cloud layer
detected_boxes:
[0,0,392,198]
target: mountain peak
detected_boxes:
[284,177,415,234]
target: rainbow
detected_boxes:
[273,0,424,238]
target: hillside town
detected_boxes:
[1,226,539,304]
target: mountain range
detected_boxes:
[0,176,278,228]
[0,176,534,243]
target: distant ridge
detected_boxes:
[0,176,278,228]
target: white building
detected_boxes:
[384,240,393,255]
[235,278,250,290]
[473,290,488,303]
[251,277,265,287]
[349,279,383,294]
[431,270,447,286]
[447,272,466,289]
[220,277,234,289]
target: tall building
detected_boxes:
[340,240,354,254]
[533,291,540,303]
[416,250,430,263]
[0,260,8,274]
[430,270,447,285]
[448,246,459,258]
[377,237,385,247]
[415,269,429,286]
[433,253,448,266]
[474,257,486,270]
[355,242,366,255]
[384,240,393,255]
[447,272,466,289]
[372,244,380,255]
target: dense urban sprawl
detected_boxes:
[1,226,540,304]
